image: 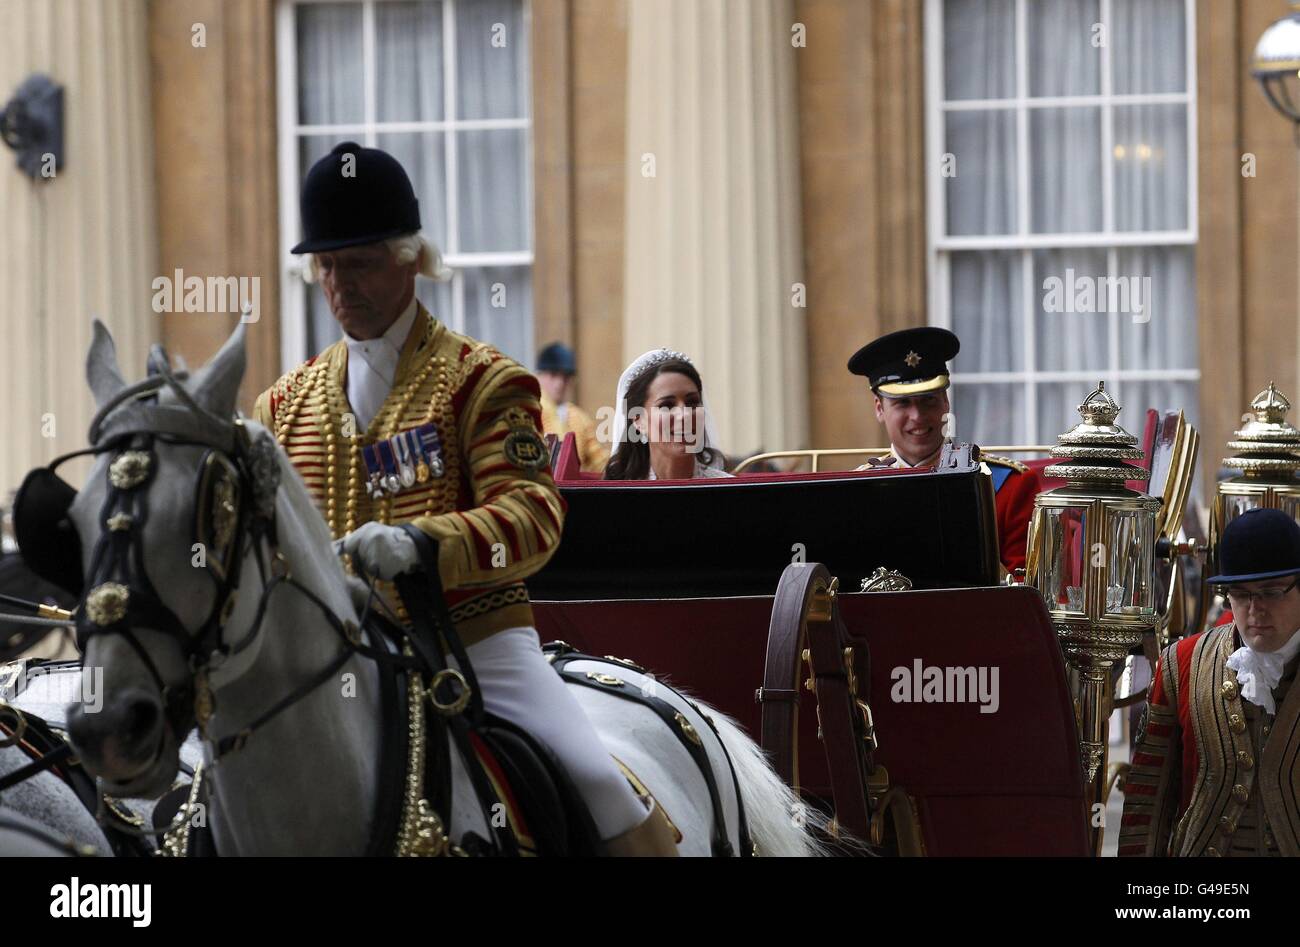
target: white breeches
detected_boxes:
[461,626,648,840]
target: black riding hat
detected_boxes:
[291,141,421,254]
[537,342,576,375]
[1208,508,1300,584]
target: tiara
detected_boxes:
[625,348,693,382]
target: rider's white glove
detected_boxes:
[335,522,421,581]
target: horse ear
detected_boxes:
[188,322,248,418]
[86,319,127,408]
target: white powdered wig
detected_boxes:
[301,232,453,284]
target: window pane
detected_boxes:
[1117,247,1196,371]
[414,274,454,325]
[1030,107,1102,233]
[1113,380,1198,431]
[1113,105,1188,232]
[376,132,449,252]
[945,110,1017,236]
[1112,0,1186,95]
[297,3,364,125]
[1028,0,1101,97]
[950,251,1023,372]
[306,282,339,354]
[950,382,1022,445]
[1033,249,1109,372]
[462,266,532,366]
[376,1,445,122]
[943,0,1015,101]
[456,0,528,120]
[457,129,529,252]
[298,134,341,183]
[1037,380,1103,443]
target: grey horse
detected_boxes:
[61,320,825,856]
[1,660,201,855]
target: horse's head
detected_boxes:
[51,320,273,797]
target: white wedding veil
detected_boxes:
[608,348,723,468]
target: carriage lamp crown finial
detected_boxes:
[1253,380,1292,421]
[1223,381,1300,476]
[1044,380,1148,486]
[1078,382,1120,426]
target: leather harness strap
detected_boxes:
[548,648,751,857]
[396,525,520,857]
[757,562,876,843]
[805,612,873,840]
[757,565,817,787]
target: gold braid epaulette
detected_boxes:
[979,453,1028,474]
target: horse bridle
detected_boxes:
[14,355,503,853]
[52,362,405,775]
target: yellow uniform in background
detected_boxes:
[540,394,609,474]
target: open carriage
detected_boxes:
[527,398,1202,856]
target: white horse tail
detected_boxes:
[702,704,835,857]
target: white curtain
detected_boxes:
[941,0,1196,447]
[293,0,532,366]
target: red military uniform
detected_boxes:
[985,456,1040,575]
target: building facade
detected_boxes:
[0,0,1293,498]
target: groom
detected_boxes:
[847,326,1039,574]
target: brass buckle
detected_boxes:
[0,702,27,748]
[856,698,878,753]
[427,668,471,717]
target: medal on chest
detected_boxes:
[362,424,447,497]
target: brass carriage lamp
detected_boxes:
[1210,383,1300,573]
[1025,383,1159,846]
[1253,2,1300,125]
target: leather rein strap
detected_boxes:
[395,525,520,856]
[757,563,875,842]
[548,648,751,857]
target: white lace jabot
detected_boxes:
[344,297,418,431]
[1227,627,1300,715]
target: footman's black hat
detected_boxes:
[292,141,421,254]
[537,342,577,375]
[1208,508,1300,584]
[848,327,960,397]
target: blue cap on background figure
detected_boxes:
[1209,508,1300,584]
[537,342,577,376]
[847,327,960,397]
[291,141,421,253]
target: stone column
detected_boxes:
[0,0,159,495]
[623,0,808,459]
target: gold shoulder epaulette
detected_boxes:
[979,453,1028,474]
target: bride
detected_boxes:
[604,349,733,481]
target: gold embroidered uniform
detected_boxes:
[254,304,565,646]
